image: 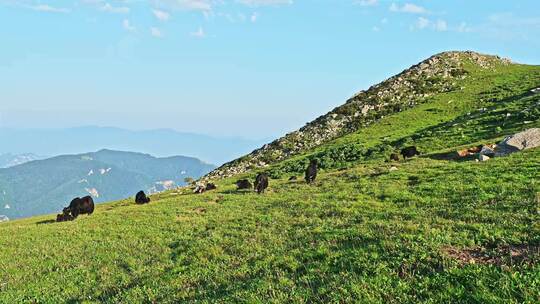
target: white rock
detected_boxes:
[479,145,495,157]
[389,166,399,172]
[85,188,100,198]
[478,155,490,162]
[495,128,540,156]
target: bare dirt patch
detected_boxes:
[443,244,540,266]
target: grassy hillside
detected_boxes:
[0,52,538,303]
[207,51,531,179]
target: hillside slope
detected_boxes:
[0,51,538,303]
[0,150,215,219]
[207,51,516,179]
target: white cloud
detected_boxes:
[100,3,130,14]
[457,22,471,33]
[435,19,447,31]
[28,4,70,13]
[236,0,292,7]
[218,12,236,22]
[416,17,429,29]
[372,26,380,32]
[150,27,163,37]
[390,3,428,14]
[472,13,540,41]
[154,0,212,11]
[190,26,205,38]
[412,17,449,32]
[381,18,388,24]
[123,19,136,31]
[250,12,258,22]
[153,9,170,21]
[356,0,378,6]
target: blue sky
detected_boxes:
[1,0,539,138]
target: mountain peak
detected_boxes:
[205,51,519,179]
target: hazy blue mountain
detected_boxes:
[0,153,45,168]
[0,149,215,219]
[0,127,268,165]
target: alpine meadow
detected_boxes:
[1,51,539,303]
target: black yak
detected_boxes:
[400,146,420,159]
[305,159,318,184]
[235,179,252,190]
[205,183,217,191]
[254,173,269,194]
[390,153,400,162]
[56,212,75,222]
[64,196,95,218]
[135,191,150,204]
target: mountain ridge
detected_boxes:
[0,127,267,165]
[0,149,215,219]
[205,51,514,179]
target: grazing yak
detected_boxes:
[56,212,75,222]
[235,179,252,190]
[205,183,217,191]
[305,159,318,184]
[135,191,150,204]
[390,153,400,162]
[254,173,269,194]
[64,196,95,218]
[400,146,420,159]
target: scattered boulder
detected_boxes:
[495,128,540,156]
[235,179,252,190]
[478,154,490,162]
[479,144,496,158]
[389,166,399,172]
[193,183,206,194]
[288,176,297,181]
[530,87,540,94]
[254,173,269,194]
[305,159,318,184]
[401,146,420,159]
[0,215,9,223]
[135,190,151,204]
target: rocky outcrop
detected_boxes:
[0,215,9,223]
[205,51,512,179]
[495,128,540,156]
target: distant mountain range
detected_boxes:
[0,153,45,168]
[0,149,215,219]
[0,127,268,165]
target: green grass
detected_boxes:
[1,150,538,303]
[0,58,539,303]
